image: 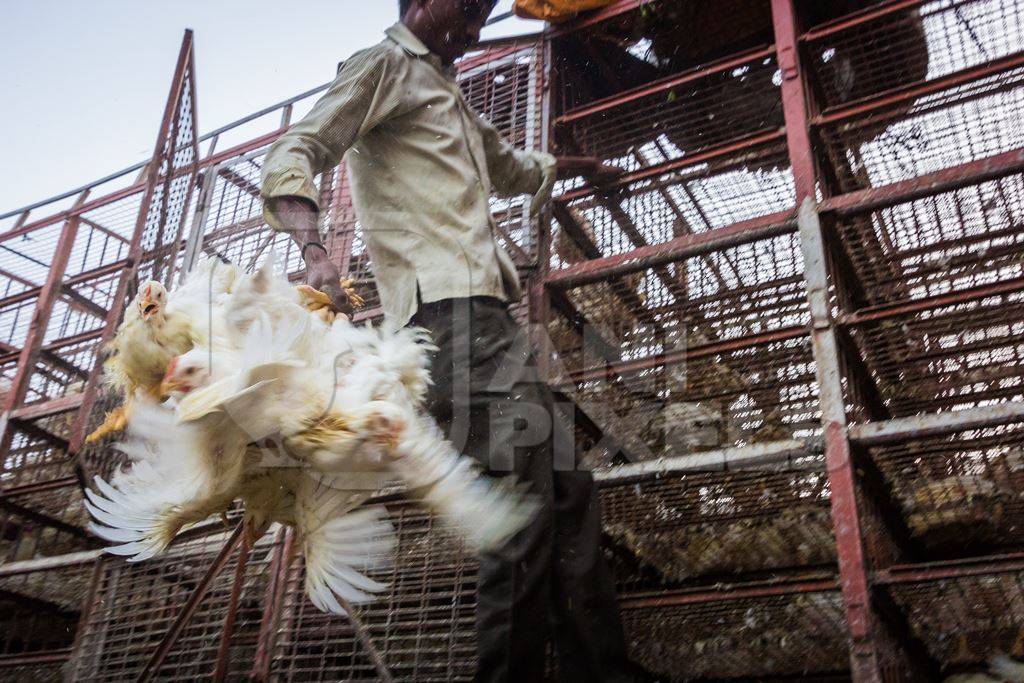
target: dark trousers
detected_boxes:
[410,296,633,683]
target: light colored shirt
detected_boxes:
[261,22,555,326]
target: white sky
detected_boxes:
[0,0,538,215]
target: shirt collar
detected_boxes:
[386,22,430,57]
[385,22,457,78]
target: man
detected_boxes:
[260,1,633,680]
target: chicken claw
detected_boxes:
[297,280,364,324]
[85,403,131,444]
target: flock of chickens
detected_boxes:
[84,256,535,615]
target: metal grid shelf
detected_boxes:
[877,557,1024,673]
[69,529,279,682]
[866,419,1024,556]
[833,172,1024,310]
[271,500,477,683]
[0,0,1021,679]
[599,462,835,591]
[555,46,784,175]
[619,581,849,682]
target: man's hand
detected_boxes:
[303,249,355,317]
[556,156,624,185]
[274,196,355,316]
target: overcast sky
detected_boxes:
[0,0,537,215]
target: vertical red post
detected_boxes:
[770,1,916,680]
[530,38,554,379]
[212,529,253,682]
[250,527,294,681]
[68,30,199,456]
[0,190,89,451]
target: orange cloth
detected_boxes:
[513,0,618,24]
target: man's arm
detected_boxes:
[475,115,621,215]
[261,47,403,311]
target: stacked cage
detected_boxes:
[0,1,1022,680]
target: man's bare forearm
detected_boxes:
[274,196,322,253]
[272,196,352,313]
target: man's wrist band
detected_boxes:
[301,241,328,260]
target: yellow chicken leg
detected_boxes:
[85,402,132,444]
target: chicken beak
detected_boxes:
[159,359,186,398]
[159,377,186,398]
[139,284,161,320]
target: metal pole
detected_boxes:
[138,523,245,683]
[211,527,253,683]
[249,527,292,681]
[336,594,395,683]
[769,1,932,679]
[0,190,89,452]
[68,30,197,457]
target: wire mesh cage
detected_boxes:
[1,0,1024,680]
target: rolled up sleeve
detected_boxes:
[261,46,404,230]
[475,114,555,198]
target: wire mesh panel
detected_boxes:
[815,0,1024,192]
[0,560,95,680]
[548,227,817,462]
[0,488,92,564]
[68,528,279,682]
[620,587,850,681]
[1,425,73,490]
[886,569,1024,672]
[833,169,1024,417]
[270,498,477,682]
[866,419,1024,556]
[599,462,835,591]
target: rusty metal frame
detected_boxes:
[138,523,246,682]
[3,3,1023,680]
[68,29,200,456]
[771,0,933,679]
[0,190,89,450]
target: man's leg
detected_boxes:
[412,297,555,683]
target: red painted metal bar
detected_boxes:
[557,129,786,203]
[78,217,130,243]
[875,552,1024,585]
[801,0,927,42]
[619,577,838,610]
[0,327,104,368]
[212,528,253,683]
[530,37,555,380]
[1,475,78,498]
[68,30,196,457]
[138,523,245,683]
[557,45,776,124]
[10,393,83,422]
[0,182,146,242]
[558,325,808,387]
[814,50,1024,128]
[0,190,88,452]
[821,146,1024,216]
[839,275,1024,326]
[772,0,911,679]
[250,527,292,682]
[545,208,797,290]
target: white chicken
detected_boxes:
[86,257,239,443]
[86,256,537,614]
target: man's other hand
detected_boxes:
[304,250,354,317]
[273,196,355,316]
